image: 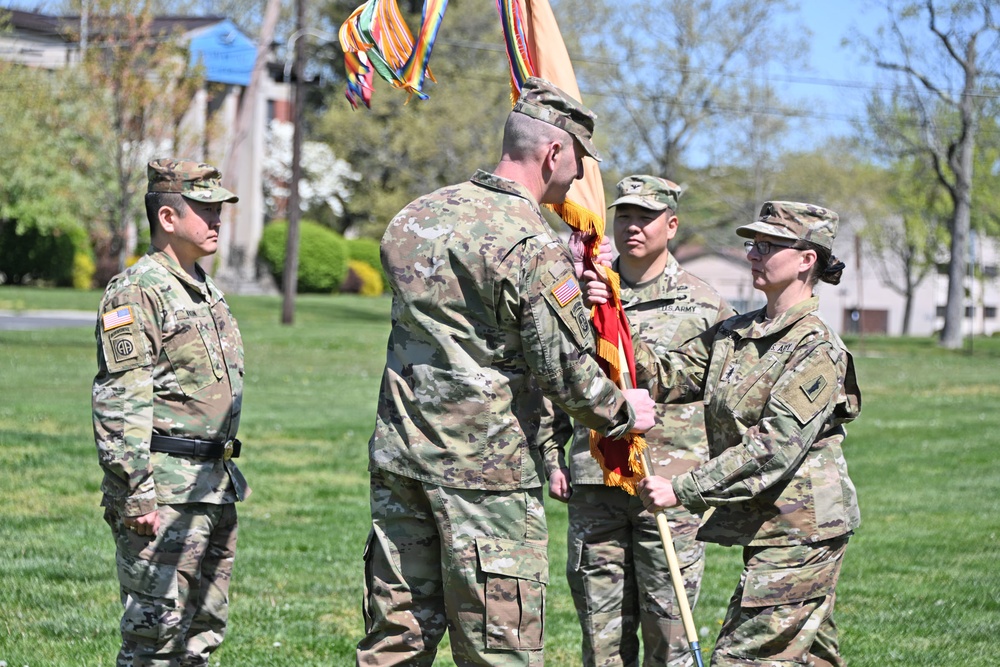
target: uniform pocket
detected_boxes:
[163,311,219,395]
[741,556,840,607]
[116,549,179,643]
[477,537,547,650]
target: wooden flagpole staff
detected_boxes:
[618,343,705,667]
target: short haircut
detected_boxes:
[501,112,572,161]
[144,192,188,236]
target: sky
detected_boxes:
[779,1,885,146]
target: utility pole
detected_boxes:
[281,0,306,325]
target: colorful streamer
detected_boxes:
[339,0,447,105]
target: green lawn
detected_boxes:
[1,286,998,665]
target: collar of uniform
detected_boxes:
[470,169,542,214]
[613,252,681,307]
[735,296,820,340]
[147,247,219,300]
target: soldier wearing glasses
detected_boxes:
[598,201,863,666]
[92,159,250,666]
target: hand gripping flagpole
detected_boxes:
[617,342,705,667]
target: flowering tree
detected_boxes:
[263,119,360,220]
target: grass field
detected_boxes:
[1,285,998,666]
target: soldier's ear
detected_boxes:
[157,205,180,234]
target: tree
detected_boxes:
[75,0,205,283]
[314,1,511,238]
[554,0,806,176]
[262,118,360,224]
[856,0,1000,348]
[0,39,103,286]
[861,157,948,335]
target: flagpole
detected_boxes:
[618,343,705,667]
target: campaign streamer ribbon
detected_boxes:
[339,0,446,106]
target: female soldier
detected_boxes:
[623,201,862,666]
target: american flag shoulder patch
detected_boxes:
[102,306,134,331]
[551,275,581,308]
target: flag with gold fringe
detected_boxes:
[497,0,647,495]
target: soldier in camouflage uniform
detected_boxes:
[629,202,862,666]
[92,159,250,667]
[543,176,735,666]
[356,77,656,667]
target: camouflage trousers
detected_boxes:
[357,469,548,667]
[710,537,850,667]
[567,485,705,667]
[104,501,238,667]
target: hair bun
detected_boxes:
[821,256,846,285]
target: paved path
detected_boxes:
[0,309,95,330]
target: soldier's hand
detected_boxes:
[124,509,160,537]
[568,233,614,279]
[581,269,612,307]
[548,467,572,503]
[624,388,656,433]
[638,476,679,512]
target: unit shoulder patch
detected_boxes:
[100,311,149,374]
[772,355,838,424]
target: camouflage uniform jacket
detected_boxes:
[634,297,861,546]
[543,254,735,485]
[92,248,249,517]
[370,169,636,491]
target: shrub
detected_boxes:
[345,237,386,294]
[0,219,92,287]
[72,250,96,289]
[342,260,384,296]
[258,219,349,293]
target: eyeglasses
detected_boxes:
[743,240,802,255]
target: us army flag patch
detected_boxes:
[551,276,581,307]
[102,306,134,331]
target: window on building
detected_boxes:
[983,265,998,279]
[985,306,997,319]
[936,306,983,318]
[842,308,889,335]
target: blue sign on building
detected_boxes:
[188,20,256,86]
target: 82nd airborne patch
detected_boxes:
[100,305,145,372]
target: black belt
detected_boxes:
[150,434,241,460]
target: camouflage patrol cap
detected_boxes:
[513,76,601,161]
[610,175,683,212]
[147,158,239,203]
[736,201,839,250]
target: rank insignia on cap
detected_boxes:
[551,275,581,307]
[102,306,134,331]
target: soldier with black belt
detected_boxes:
[92,158,249,666]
